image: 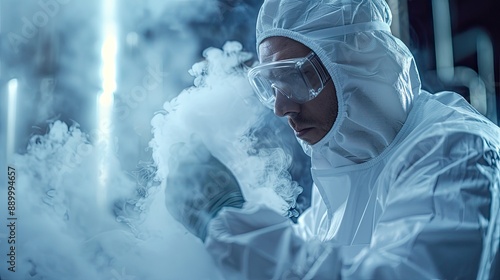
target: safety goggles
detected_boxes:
[247,52,331,109]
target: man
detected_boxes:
[166,0,500,279]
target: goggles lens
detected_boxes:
[247,52,330,109]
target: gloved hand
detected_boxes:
[165,140,245,241]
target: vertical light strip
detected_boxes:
[386,0,400,39]
[432,0,454,81]
[7,79,18,161]
[97,0,117,206]
[477,32,497,124]
[385,0,410,45]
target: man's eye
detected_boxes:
[303,70,315,80]
[291,71,302,77]
[273,69,294,79]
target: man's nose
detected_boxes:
[274,89,300,117]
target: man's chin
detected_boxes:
[295,128,330,146]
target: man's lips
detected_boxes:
[294,127,313,137]
[289,119,313,138]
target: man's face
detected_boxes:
[258,37,338,145]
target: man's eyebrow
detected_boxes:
[259,46,297,63]
[259,53,275,63]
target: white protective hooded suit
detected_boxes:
[205,0,500,279]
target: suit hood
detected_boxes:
[256,0,421,169]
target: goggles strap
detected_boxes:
[308,53,330,84]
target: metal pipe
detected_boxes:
[432,0,497,124]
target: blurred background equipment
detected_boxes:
[402,0,499,124]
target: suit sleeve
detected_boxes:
[342,131,500,279]
[205,131,500,279]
